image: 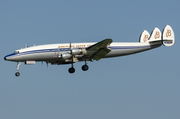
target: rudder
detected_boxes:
[162,25,175,47]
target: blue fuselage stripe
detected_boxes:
[5,44,160,58]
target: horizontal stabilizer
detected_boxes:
[139,30,150,43]
[162,25,175,46]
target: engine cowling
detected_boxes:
[61,48,87,60]
[72,48,87,55]
[62,53,72,59]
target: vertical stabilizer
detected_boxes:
[139,30,150,43]
[162,25,175,46]
[148,27,161,42]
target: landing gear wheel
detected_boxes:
[82,65,89,71]
[15,72,20,77]
[68,67,75,73]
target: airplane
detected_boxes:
[4,25,175,77]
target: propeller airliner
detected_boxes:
[4,25,175,77]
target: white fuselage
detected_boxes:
[4,41,162,64]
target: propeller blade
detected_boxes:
[46,62,48,68]
[69,42,71,49]
[69,42,72,54]
[58,46,61,58]
[41,61,43,68]
[69,42,73,62]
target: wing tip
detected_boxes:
[105,38,113,43]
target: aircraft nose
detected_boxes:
[4,56,6,60]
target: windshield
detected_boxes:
[14,51,19,53]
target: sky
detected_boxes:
[1,0,180,119]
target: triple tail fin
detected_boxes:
[162,25,175,46]
[139,25,175,47]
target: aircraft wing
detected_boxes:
[86,38,113,61]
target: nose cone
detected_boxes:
[4,53,16,61]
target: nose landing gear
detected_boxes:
[15,72,20,77]
[15,62,21,77]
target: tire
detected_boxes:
[15,72,20,77]
[68,67,75,73]
[82,65,89,71]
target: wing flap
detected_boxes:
[86,38,113,61]
[91,48,111,61]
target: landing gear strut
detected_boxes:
[68,63,75,73]
[82,60,89,71]
[15,62,21,77]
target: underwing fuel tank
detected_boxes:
[25,61,36,65]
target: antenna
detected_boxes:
[25,44,28,48]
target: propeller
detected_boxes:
[69,42,72,54]
[69,42,74,63]
[57,42,74,62]
[46,61,49,68]
[58,46,61,58]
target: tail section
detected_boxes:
[139,25,175,47]
[162,25,175,46]
[139,30,150,43]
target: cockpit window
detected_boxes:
[14,51,19,53]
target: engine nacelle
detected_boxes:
[25,61,36,65]
[74,55,83,58]
[72,48,87,55]
[61,48,87,60]
[62,53,72,59]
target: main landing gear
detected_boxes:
[68,63,75,73]
[15,62,21,77]
[68,61,89,73]
[82,61,89,71]
[14,61,89,76]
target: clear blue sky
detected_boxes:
[1,0,180,119]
